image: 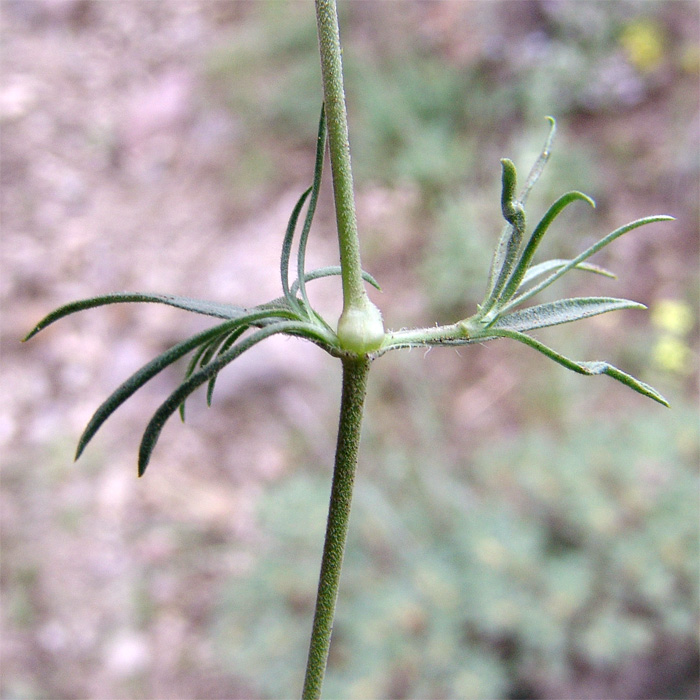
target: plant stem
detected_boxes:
[302,356,370,700]
[314,0,366,311]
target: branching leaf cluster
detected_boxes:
[380,118,671,407]
[24,112,670,476]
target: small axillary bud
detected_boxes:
[336,297,385,354]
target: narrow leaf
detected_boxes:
[519,259,615,287]
[500,191,595,303]
[489,297,644,333]
[75,319,245,460]
[519,116,556,206]
[290,266,381,298]
[179,327,246,421]
[179,335,224,422]
[482,159,527,313]
[205,326,248,406]
[138,321,316,476]
[23,292,264,341]
[280,187,312,310]
[501,215,674,313]
[490,328,669,406]
[297,106,327,313]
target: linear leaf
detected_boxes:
[490,328,669,406]
[518,116,556,207]
[205,326,249,406]
[179,335,224,422]
[179,327,246,421]
[501,215,674,313]
[297,106,327,313]
[482,159,527,313]
[280,187,312,311]
[519,259,615,287]
[23,292,263,340]
[138,321,319,476]
[501,190,595,302]
[75,319,246,460]
[489,297,644,333]
[290,266,381,298]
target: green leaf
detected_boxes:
[501,215,674,313]
[488,297,644,333]
[489,328,669,407]
[137,321,320,476]
[205,327,249,407]
[519,259,615,287]
[75,319,245,460]
[179,327,246,421]
[281,187,312,311]
[22,292,268,341]
[518,116,556,207]
[289,266,381,298]
[500,190,595,303]
[482,159,527,313]
[296,106,327,313]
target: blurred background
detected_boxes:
[2,1,698,698]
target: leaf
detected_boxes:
[179,327,246,421]
[518,116,556,207]
[289,266,381,298]
[75,319,246,460]
[296,106,327,313]
[482,159,527,313]
[489,327,669,406]
[502,215,674,313]
[488,297,644,333]
[22,292,270,340]
[500,190,595,303]
[280,187,312,311]
[137,321,320,476]
[205,327,249,406]
[519,259,615,287]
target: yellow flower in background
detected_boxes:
[651,299,694,335]
[651,299,695,375]
[653,336,693,375]
[620,19,666,73]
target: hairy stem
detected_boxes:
[302,357,370,700]
[314,0,366,311]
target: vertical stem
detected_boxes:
[302,357,370,700]
[314,0,366,310]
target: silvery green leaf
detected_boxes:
[519,259,615,287]
[501,215,674,314]
[179,327,246,421]
[138,321,323,476]
[205,326,250,407]
[489,327,669,406]
[22,292,279,341]
[290,266,381,298]
[482,159,526,313]
[518,116,556,206]
[297,106,327,312]
[500,190,595,303]
[281,187,312,311]
[75,319,245,460]
[489,297,644,333]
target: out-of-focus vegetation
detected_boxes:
[215,404,698,699]
[4,1,698,699]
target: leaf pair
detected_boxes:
[379,118,671,407]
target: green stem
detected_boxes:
[314,0,365,310]
[302,356,370,700]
